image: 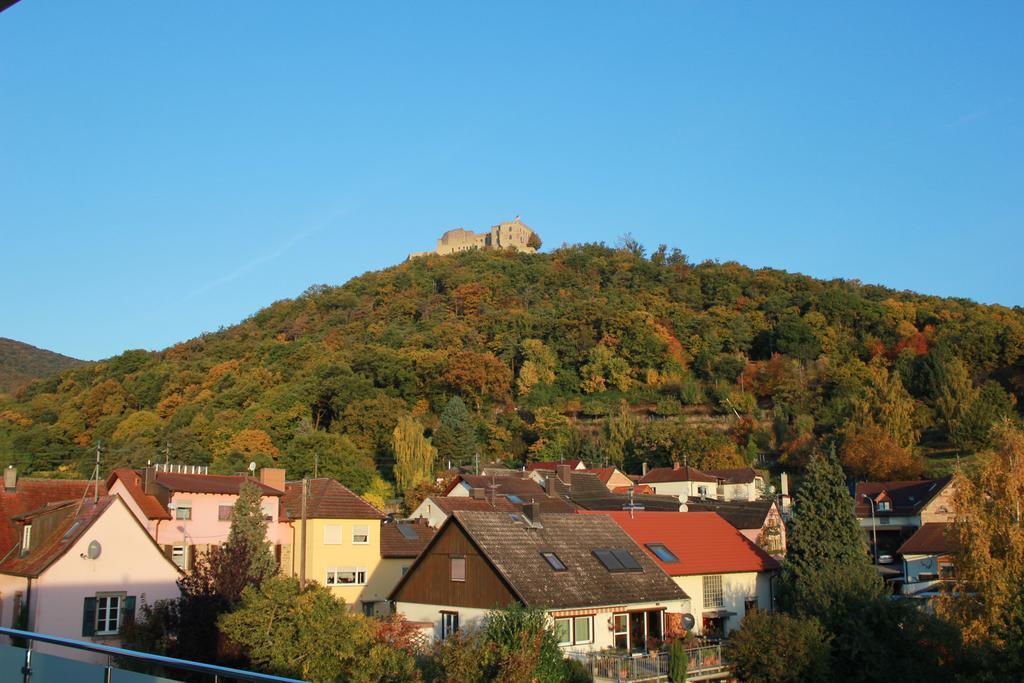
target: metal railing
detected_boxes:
[0,627,306,683]
[567,644,728,682]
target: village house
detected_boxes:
[704,468,767,502]
[106,465,292,571]
[377,517,436,605]
[390,508,689,652]
[588,467,635,492]
[0,495,181,662]
[410,493,523,529]
[445,472,579,512]
[638,464,719,499]
[897,522,958,599]
[583,511,779,639]
[685,499,787,556]
[281,478,393,615]
[853,476,955,564]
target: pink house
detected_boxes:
[0,495,181,662]
[107,466,292,571]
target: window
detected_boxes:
[325,568,366,586]
[361,602,375,617]
[612,613,629,650]
[174,502,192,520]
[554,618,572,646]
[744,597,759,615]
[541,552,567,571]
[218,505,233,521]
[703,575,724,608]
[878,501,891,512]
[323,525,343,545]
[352,525,369,544]
[401,565,410,576]
[697,485,708,497]
[441,611,460,639]
[646,543,679,563]
[171,545,187,570]
[506,495,524,504]
[593,548,642,573]
[260,502,274,521]
[21,524,31,553]
[450,556,466,582]
[397,525,419,540]
[94,593,125,635]
[574,616,592,644]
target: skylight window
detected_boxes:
[541,551,567,571]
[506,495,524,504]
[646,543,679,563]
[397,525,419,540]
[593,548,642,573]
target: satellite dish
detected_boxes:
[87,540,102,560]
[248,461,257,473]
[682,613,696,631]
[678,503,688,512]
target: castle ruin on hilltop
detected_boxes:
[409,217,540,259]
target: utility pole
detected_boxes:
[93,442,102,503]
[314,453,319,479]
[299,478,308,590]
[164,442,170,466]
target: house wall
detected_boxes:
[107,480,159,536]
[390,522,516,609]
[920,483,956,524]
[409,498,451,528]
[0,574,29,631]
[288,517,383,610]
[371,558,414,616]
[649,481,717,499]
[601,470,634,491]
[28,500,181,662]
[156,491,289,547]
[720,480,764,502]
[671,571,771,636]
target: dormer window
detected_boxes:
[21,524,31,553]
[878,501,891,512]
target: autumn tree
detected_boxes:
[516,339,556,396]
[433,396,476,468]
[840,422,921,480]
[392,415,436,492]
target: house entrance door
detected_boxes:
[629,612,646,652]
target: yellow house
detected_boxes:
[282,478,390,615]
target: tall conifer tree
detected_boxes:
[433,396,476,467]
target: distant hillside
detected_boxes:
[0,338,84,394]
[0,244,1021,491]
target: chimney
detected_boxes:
[545,474,557,496]
[3,466,16,492]
[780,472,790,497]
[259,468,286,492]
[557,464,571,487]
[471,487,485,500]
[642,462,648,477]
[523,500,541,526]
[143,465,158,495]
[673,462,681,471]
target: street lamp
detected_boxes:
[863,494,878,564]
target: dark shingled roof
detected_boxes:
[283,479,385,520]
[425,496,522,516]
[639,466,717,485]
[447,474,547,497]
[685,500,775,530]
[450,510,687,609]
[572,493,685,512]
[380,518,437,558]
[0,478,107,554]
[156,472,283,496]
[854,477,953,517]
[898,522,959,556]
[540,471,611,499]
[704,467,764,485]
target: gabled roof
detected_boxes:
[898,522,959,556]
[612,484,655,495]
[282,479,384,520]
[853,477,953,517]
[107,468,171,520]
[107,469,286,521]
[422,496,522,516]
[380,518,437,558]
[572,493,685,512]
[540,471,611,499]
[392,511,686,609]
[704,467,764,485]
[685,499,776,531]
[524,460,584,472]
[0,478,107,553]
[639,466,718,484]
[582,511,780,576]
[588,467,622,485]
[446,474,547,497]
[0,497,115,576]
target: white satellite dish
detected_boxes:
[87,540,102,560]
[248,461,257,473]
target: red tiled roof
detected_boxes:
[613,484,655,495]
[0,497,114,577]
[705,467,763,485]
[107,468,171,520]
[853,477,953,517]
[0,478,107,554]
[589,467,617,484]
[282,479,384,520]
[380,518,437,558]
[524,460,583,472]
[156,472,283,496]
[581,510,779,576]
[898,523,959,556]
[639,466,717,484]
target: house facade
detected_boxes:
[391,509,689,652]
[854,477,955,563]
[0,496,181,662]
[638,465,719,499]
[685,500,787,556]
[107,465,291,571]
[705,468,767,502]
[897,522,958,598]
[584,511,779,638]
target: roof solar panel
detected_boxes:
[396,524,419,540]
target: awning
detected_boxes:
[701,610,736,619]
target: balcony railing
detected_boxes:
[567,644,728,682]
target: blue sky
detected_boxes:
[2,1,1022,361]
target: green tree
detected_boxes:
[516,339,556,396]
[433,396,476,467]
[727,611,830,683]
[950,381,1017,452]
[227,480,277,586]
[779,448,883,625]
[392,415,436,492]
[668,639,689,682]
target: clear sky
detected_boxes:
[2,1,1022,361]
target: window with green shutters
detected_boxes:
[82,593,135,636]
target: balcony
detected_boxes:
[567,644,729,682]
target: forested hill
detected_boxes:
[1,244,1022,499]
[0,338,84,395]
